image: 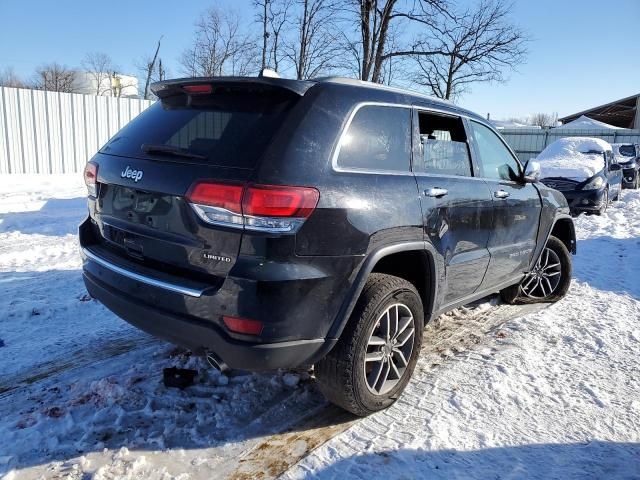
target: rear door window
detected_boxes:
[415,111,472,176]
[100,88,297,169]
[336,105,411,172]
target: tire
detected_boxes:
[500,235,572,305]
[597,188,609,215]
[315,273,424,416]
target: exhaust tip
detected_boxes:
[206,352,230,373]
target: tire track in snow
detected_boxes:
[0,331,160,397]
[227,299,549,479]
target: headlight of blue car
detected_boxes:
[582,176,604,190]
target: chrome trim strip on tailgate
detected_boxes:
[82,248,204,298]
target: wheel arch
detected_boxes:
[327,242,438,341]
[550,215,577,254]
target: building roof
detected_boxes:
[555,115,620,130]
[559,93,639,129]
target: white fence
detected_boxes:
[500,128,640,162]
[4,86,640,174]
[0,86,153,174]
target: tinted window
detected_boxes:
[100,89,296,168]
[619,145,636,157]
[470,121,520,181]
[416,111,471,176]
[337,105,411,171]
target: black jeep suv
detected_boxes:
[80,76,576,416]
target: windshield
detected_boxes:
[100,89,297,168]
[619,145,636,157]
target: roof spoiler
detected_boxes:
[151,76,315,98]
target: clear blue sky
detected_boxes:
[1,0,638,119]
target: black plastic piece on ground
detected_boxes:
[163,367,197,389]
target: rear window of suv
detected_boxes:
[619,145,636,157]
[100,88,297,169]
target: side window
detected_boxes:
[470,121,520,181]
[336,105,411,172]
[415,111,472,176]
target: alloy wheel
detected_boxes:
[364,303,416,395]
[520,247,562,299]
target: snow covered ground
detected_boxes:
[1,175,639,479]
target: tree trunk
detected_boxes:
[144,37,162,100]
[360,0,372,80]
[261,0,269,70]
[297,0,309,80]
[370,0,395,83]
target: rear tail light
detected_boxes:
[182,84,212,95]
[223,315,263,336]
[84,162,98,197]
[186,181,319,233]
[243,185,319,217]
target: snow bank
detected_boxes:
[0,175,140,379]
[537,137,610,180]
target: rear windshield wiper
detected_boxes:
[141,143,207,160]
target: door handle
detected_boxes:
[494,190,510,199]
[424,187,448,198]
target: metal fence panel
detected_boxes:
[500,128,640,162]
[3,88,22,173]
[32,90,49,174]
[5,86,639,174]
[0,86,153,174]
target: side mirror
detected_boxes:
[523,160,541,183]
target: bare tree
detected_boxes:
[140,36,163,99]
[33,63,77,93]
[81,52,115,95]
[344,0,451,84]
[157,58,167,82]
[284,0,341,80]
[181,7,259,77]
[268,0,293,72]
[0,67,26,88]
[411,0,529,100]
[255,0,271,70]
[81,52,137,97]
[529,112,558,128]
[353,0,399,83]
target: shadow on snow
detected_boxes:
[308,441,640,479]
[0,197,86,236]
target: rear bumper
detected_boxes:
[78,216,351,370]
[83,270,335,370]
